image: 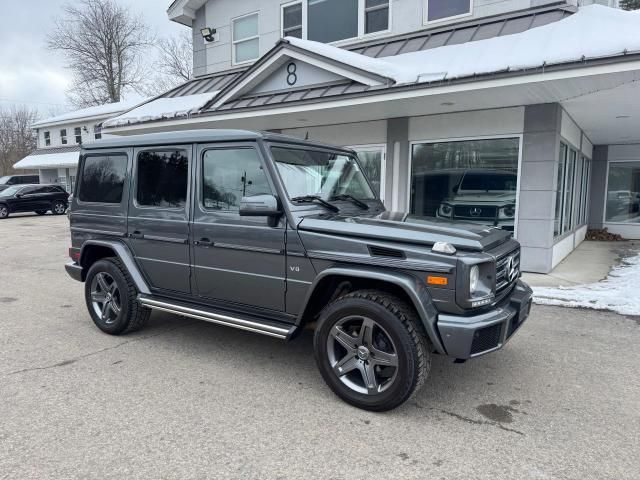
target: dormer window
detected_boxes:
[425,0,472,24]
[232,13,260,65]
[281,0,390,43]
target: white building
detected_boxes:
[93,1,638,273]
[14,99,145,192]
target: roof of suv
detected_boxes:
[82,129,354,153]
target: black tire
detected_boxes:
[35,210,47,215]
[84,258,150,335]
[0,204,8,219]
[314,290,430,411]
[51,201,67,215]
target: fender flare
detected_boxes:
[80,239,151,295]
[297,267,446,355]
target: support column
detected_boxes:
[588,146,608,229]
[386,117,409,211]
[518,104,562,273]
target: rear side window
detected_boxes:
[79,154,127,203]
[136,150,189,208]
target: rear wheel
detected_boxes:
[0,205,8,219]
[314,290,430,411]
[84,258,150,335]
[52,201,67,215]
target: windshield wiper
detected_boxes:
[330,194,369,210]
[291,195,340,212]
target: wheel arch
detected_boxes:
[79,240,150,295]
[297,268,445,354]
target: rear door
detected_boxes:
[15,186,49,211]
[125,146,192,294]
[191,143,286,311]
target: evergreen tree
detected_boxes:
[620,0,640,11]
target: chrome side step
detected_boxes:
[138,296,295,340]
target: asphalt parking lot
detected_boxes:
[1,214,639,480]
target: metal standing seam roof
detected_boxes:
[28,145,81,156]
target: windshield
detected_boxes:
[0,186,21,197]
[271,147,376,201]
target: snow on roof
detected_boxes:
[286,5,640,85]
[13,151,80,170]
[103,91,220,128]
[32,98,149,128]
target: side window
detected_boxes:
[78,154,127,204]
[60,129,68,145]
[202,148,272,212]
[20,186,37,195]
[136,150,189,209]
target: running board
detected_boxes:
[138,295,296,340]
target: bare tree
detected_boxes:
[0,106,38,175]
[142,31,193,97]
[48,0,152,108]
[620,0,640,9]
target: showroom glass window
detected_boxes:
[554,143,590,238]
[202,148,272,212]
[426,0,472,22]
[136,150,189,209]
[78,154,127,203]
[410,138,519,231]
[605,162,640,224]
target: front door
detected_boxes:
[14,186,50,212]
[191,143,286,312]
[126,147,192,294]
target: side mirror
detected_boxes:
[15,193,22,198]
[239,194,281,217]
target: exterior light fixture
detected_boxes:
[201,27,217,42]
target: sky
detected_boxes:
[0,0,187,115]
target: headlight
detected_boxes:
[499,204,516,219]
[438,203,453,218]
[469,265,479,294]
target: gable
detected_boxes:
[249,60,347,96]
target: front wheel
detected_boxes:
[0,205,8,219]
[52,201,67,215]
[314,290,430,411]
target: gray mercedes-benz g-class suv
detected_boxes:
[65,130,532,411]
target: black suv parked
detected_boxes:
[0,174,40,192]
[65,130,532,411]
[0,184,69,219]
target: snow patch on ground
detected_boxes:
[287,5,640,85]
[103,91,219,128]
[533,253,640,316]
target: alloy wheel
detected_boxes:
[326,315,399,395]
[0,206,7,218]
[90,272,122,325]
[53,202,66,214]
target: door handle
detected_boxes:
[195,238,213,247]
[130,231,144,239]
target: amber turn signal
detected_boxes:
[427,275,448,286]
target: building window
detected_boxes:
[425,0,472,23]
[232,13,260,64]
[202,148,271,211]
[74,127,82,144]
[410,137,520,233]
[281,0,390,42]
[282,2,303,39]
[60,129,67,145]
[136,150,189,209]
[44,131,50,147]
[605,161,640,224]
[94,124,102,140]
[78,154,127,204]
[554,143,590,237]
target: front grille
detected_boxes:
[495,247,520,295]
[470,324,502,355]
[453,205,498,220]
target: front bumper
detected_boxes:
[65,261,84,282]
[437,280,532,360]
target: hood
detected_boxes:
[448,192,516,203]
[297,211,511,252]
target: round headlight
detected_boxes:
[502,205,515,218]
[470,265,480,294]
[439,203,453,217]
